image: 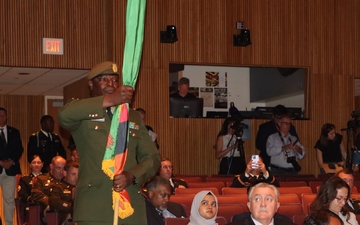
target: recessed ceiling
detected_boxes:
[0,66,89,96]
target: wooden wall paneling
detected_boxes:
[308,0,336,74]
[334,0,359,75]
[0,0,107,69]
[0,95,44,224]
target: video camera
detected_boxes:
[347,110,360,129]
[230,120,248,138]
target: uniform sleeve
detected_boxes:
[125,111,161,185]
[58,96,105,132]
[18,177,32,203]
[49,185,72,213]
[56,136,67,159]
[31,177,49,207]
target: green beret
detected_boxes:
[87,61,119,80]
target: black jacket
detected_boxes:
[0,125,23,176]
[145,199,187,225]
[27,131,66,173]
[228,212,296,225]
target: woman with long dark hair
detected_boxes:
[215,117,245,175]
[315,123,346,174]
[304,176,357,225]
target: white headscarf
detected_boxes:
[188,190,218,225]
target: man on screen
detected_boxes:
[170,77,196,99]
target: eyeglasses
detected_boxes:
[161,165,173,169]
[280,122,292,126]
[334,196,348,203]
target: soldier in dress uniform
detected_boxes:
[31,156,66,213]
[27,115,66,173]
[18,155,44,223]
[50,160,79,224]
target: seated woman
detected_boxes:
[314,123,346,174]
[305,176,358,225]
[304,210,343,225]
[230,156,279,188]
[188,190,218,225]
[17,155,43,223]
[18,155,43,203]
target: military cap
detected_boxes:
[87,61,119,80]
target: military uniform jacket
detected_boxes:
[58,96,161,225]
[49,180,75,214]
[170,178,189,194]
[27,131,66,173]
[18,173,37,203]
[31,172,62,208]
[0,125,23,176]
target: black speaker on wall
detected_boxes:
[233,29,252,47]
[160,25,178,43]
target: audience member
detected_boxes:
[170,77,196,99]
[215,117,246,175]
[145,176,187,225]
[58,61,160,225]
[306,176,358,225]
[255,105,298,169]
[157,157,188,194]
[303,209,344,225]
[31,156,66,213]
[27,115,66,173]
[188,190,218,225]
[228,182,296,225]
[136,108,159,149]
[0,107,24,225]
[231,156,279,188]
[49,160,79,224]
[70,149,79,162]
[18,155,43,204]
[315,123,346,174]
[335,169,360,214]
[266,115,305,175]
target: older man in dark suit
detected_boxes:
[0,107,24,225]
[59,61,160,225]
[227,182,296,225]
[145,176,187,225]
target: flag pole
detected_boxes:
[113,197,119,225]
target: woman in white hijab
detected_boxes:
[188,190,218,225]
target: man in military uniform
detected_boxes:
[49,160,79,224]
[27,115,66,173]
[157,157,188,194]
[31,156,66,213]
[58,61,161,225]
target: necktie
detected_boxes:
[106,107,113,119]
[48,132,52,141]
[0,128,6,143]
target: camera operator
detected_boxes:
[266,115,305,175]
[215,117,246,175]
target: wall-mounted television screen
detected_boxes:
[170,97,204,118]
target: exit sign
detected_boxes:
[43,38,63,55]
